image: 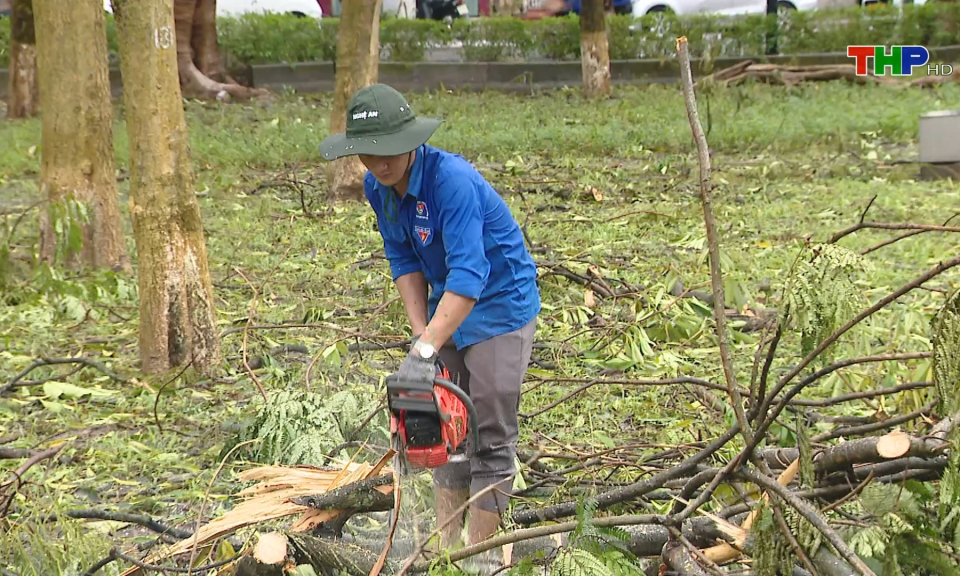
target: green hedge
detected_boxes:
[1,4,958,69]
[213,3,960,64]
[0,17,9,68]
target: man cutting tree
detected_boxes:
[319,84,541,559]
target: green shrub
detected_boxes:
[217,12,337,65]
[529,14,581,61]
[381,18,449,62]
[5,5,957,72]
[453,17,533,61]
[0,15,9,69]
[607,15,641,60]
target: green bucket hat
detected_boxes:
[318,84,442,161]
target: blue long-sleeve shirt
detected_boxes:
[364,144,541,350]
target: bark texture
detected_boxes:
[112,0,222,375]
[173,0,266,100]
[579,0,611,98]
[7,0,38,118]
[33,0,128,271]
[328,0,382,201]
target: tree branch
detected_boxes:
[43,509,193,540]
[677,36,752,448]
[512,424,740,525]
[829,221,960,244]
[735,467,876,576]
[1,357,128,397]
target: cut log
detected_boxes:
[758,430,949,473]
[876,430,911,458]
[253,532,289,566]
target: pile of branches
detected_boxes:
[697,58,960,88]
[483,37,960,576]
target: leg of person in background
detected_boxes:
[432,342,472,549]
[462,319,537,554]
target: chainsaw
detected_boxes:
[386,358,479,474]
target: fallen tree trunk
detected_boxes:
[232,531,393,576]
[697,61,907,87]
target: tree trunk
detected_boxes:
[112,0,222,375]
[327,0,382,202]
[33,0,128,271]
[765,0,779,55]
[7,0,38,118]
[173,0,266,101]
[579,0,611,98]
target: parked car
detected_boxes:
[631,0,817,15]
[216,0,323,17]
[102,0,324,18]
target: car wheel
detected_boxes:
[647,5,674,12]
[289,10,308,17]
[776,1,796,10]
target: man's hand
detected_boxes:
[397,348,436,388]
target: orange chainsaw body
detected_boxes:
[388,361,473,470]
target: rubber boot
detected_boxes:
[462,505,505,576]
[434,486,469,550]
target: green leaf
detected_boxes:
[593,431,615,449]
[40,399,73,413]
[321,343,341,365]
[43,381,116,400]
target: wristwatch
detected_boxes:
[414,339,436,360]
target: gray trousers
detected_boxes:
[433,318,536,513]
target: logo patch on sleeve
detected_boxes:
[415,226,431,244]
[415,201,428,219]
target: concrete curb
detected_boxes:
[2,45,958,98]
[249,45,960,92]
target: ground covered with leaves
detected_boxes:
[1,81,960,575]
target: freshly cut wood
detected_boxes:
[702,458,799,565]
[759,426,951,473]
[253,532,288,566]
[876,430,911,458]
[118,452,394,576]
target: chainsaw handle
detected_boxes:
[433,376,480,454]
